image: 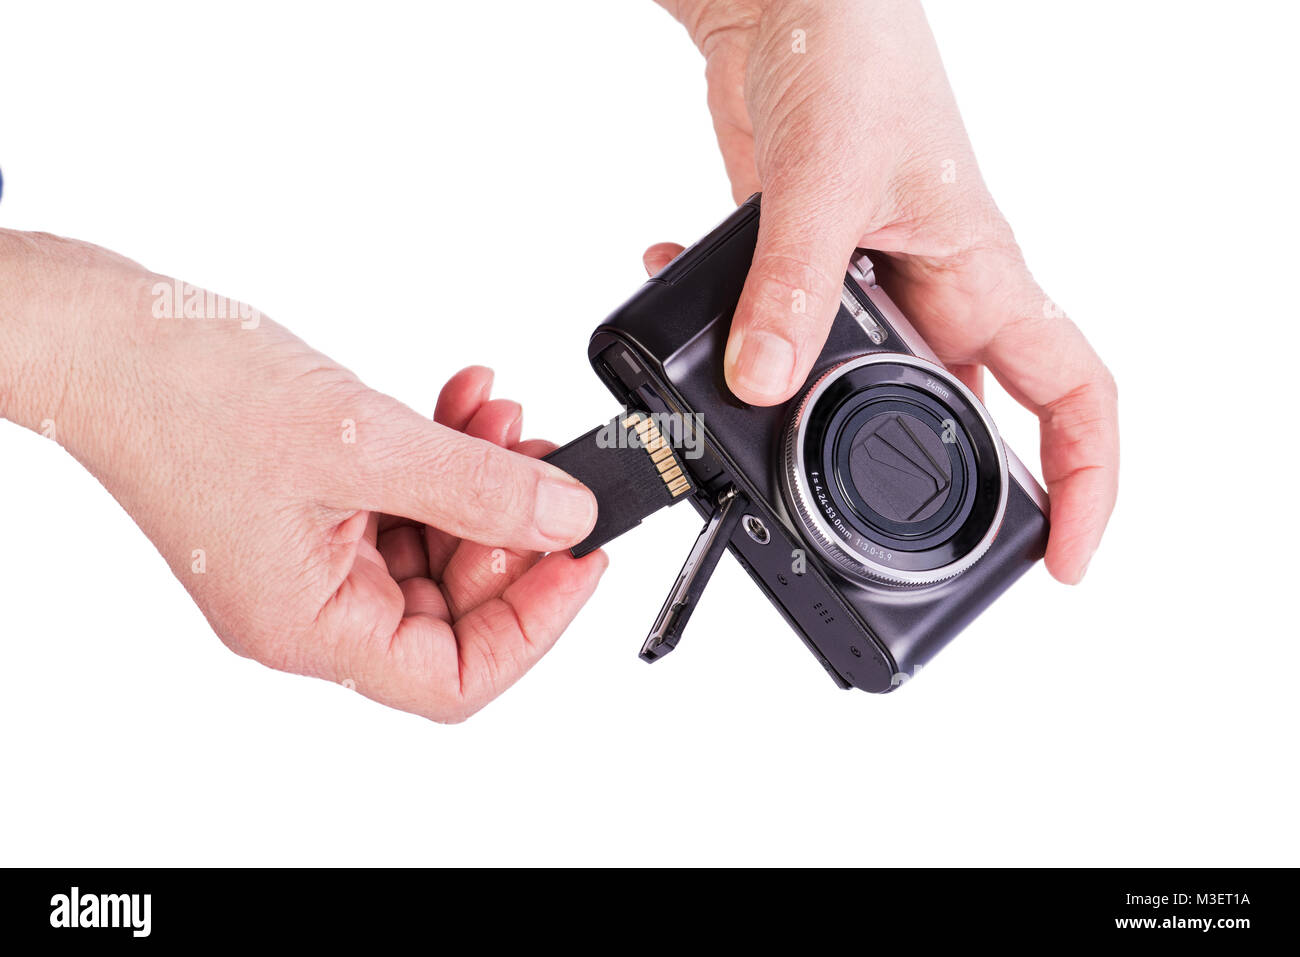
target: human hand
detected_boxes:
[0,231,604,722]
[654,0,1118,583]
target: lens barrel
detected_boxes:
[782,353,1009,586]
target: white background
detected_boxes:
[1,1,1296,866]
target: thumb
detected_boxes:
[328,396,597,552]
[725,187,864,405]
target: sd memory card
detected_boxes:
[543,411,693,557]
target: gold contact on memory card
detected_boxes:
[622,412,693,497]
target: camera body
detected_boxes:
[587,197,1049,691]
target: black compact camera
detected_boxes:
[554,196,1049,692]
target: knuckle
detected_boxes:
[458,443,530,539]
[745,249,840,331]
[446,605,528,719]
[411,424,462,491]
[461,620,512,694]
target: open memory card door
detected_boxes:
[639,486,747,661]
[543,412,741,662]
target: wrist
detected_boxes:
[0,230,156,461]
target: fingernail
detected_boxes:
[730,329,796,401]
[536,478,597,543]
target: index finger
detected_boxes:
[981,272,1119,584]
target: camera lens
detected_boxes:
[782,354,1008,586]
[848,411,954,524]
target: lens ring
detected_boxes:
[782,353,1009,586]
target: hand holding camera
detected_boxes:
[659,0,1118,585]
[555,199,1054,690]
